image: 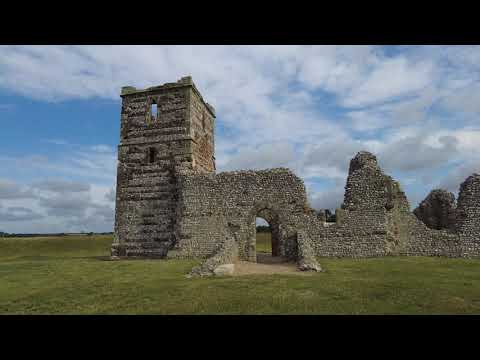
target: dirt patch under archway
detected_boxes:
[233,254,313,276]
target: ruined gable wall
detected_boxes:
[378,179,480,257]
[382,181,463,257]
[395,175,480,258]
[303,152,392,257]
[170,168,309,260]
[456,174,480,237]
[398,212,463,257]
[450,174,480,256]
[298,151,467,258]
[307,152,479,259]
[413,189,456,230]
[400,188,467,257]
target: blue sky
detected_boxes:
[0,45,479,233]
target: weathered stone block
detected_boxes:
[213,264,235,276]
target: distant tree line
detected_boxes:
[324,209,336,223]
[256,225,271,233]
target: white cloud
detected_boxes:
[0,206,44,222]
[378,134,459,173]
[439,160,480,194]
[0,179,35,199]
[296,45,376,93]
[0,142,117,233]
[309,184,345,211]
[32,179,91,194]
[347,110,388,132]
[104,188,116,202]
[90,144,113,153]
[220,142,297,172]
[0,177,115,233]
[0,45,480,232]
[344,57,434,107]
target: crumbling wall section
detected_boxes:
[413,189,456,230]
[189,232,239,277]
[113,77,480,262]
[171,151,480,260]
[456,174,480,237]
[297,213,389,258]
[172,168,309,260]
[388,176,480,258]
[303,152,396,258]
[296,230,322,271]
[399,213,463,257]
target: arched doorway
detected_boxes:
[255,216,272,260]
[254,208,281,263]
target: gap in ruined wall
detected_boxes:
[114,78,480,262]
[255,216,282,264]
[324,209,336,223]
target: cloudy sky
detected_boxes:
[0,45,479,233]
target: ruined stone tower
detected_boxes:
[111,76,216,258]
[111,76,480,271]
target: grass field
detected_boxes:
[256,232,272,253]
[1,234,480,314]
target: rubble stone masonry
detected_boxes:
[112,77,480,272]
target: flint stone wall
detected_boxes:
[189,232,239,276]
[456,174,480,236]
[112,76,215,258]
[294,152,411,258]
[413,189,456,230]
[401,175,480,258]
[287,152,480,259]
[169,168,309,261]
[113,77,480,264]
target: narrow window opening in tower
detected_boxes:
[148,147,156,164]
[151,101,158,120]
[202,112,206,130]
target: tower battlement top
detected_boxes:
[120,76,215,116]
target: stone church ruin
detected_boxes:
[111,76,480,275]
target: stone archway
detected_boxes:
[256,208,280,257]
[248,203,283,262]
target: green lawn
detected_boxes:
[1,234,480,314]
[256,232,272,253]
